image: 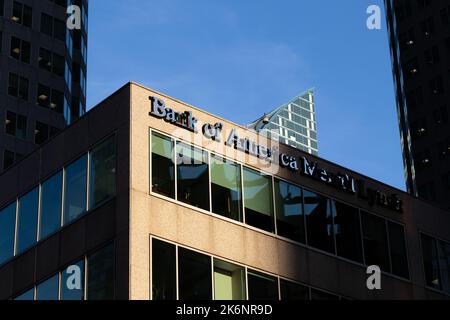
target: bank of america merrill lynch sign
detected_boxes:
[149,96,403,213]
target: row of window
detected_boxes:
[13,243,114,300]
[396,4,450,31]
[421,233,450,294]
[152,238,344,300]
[5,110,60,144]
[150,131,410,279]
[0,134,117,265]
[406,76,448,109]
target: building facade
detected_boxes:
[385,0,450,210]
[0,83,450,300]
[0,0,88,173]
[247,90,318,156]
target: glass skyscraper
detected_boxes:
[247,90,318,155]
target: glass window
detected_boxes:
[176,143,210,211]
[39,171,62,240]
[16,187,39,254]
[438,240,450,293]
[334,201,363,263]
[14,288,34,300]
[280,279,309,300]
[39,48,52,72]
[210,155,242,222]
[64,155,87,225]
[178,247,212,300]
[37,84,51,107]
[0,203,16,265]
[40,13,53,36]
[151,132,175,198]
[89,135,117,209]
[274,179,305,243]
[61,260,85,300]
[36,275,59,300]
[304,190,335,254]
[87,243,115,300]
[243,168,274,233]
[247,270,278,300]
[213,259,245,300]
[361,212,390,272]
[310,288,339,300]
[387,222,409,279]
[421,234,441,289]
[152,238,176,300]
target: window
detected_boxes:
[176,142,210,211]
[280,280,309,300]
[36,275,59,300]
[178,247,212,300]
[421,234,441,289]
[52,53,65,76]
[39,171,63,240]
[16,187,39,254]
[8,73,28,100]
[3,150,15,170]
[152,239,176,300]
[37,84,64,113]
[87,243,115,300]
[420,16,434,37]
[213,259,245,300]
[37,84,51,108]
[430,75,444,95]
[151,132,175,198]
[0,203,16,265]
[304,190,335,254]
[210,155,242,222]
[14,288,34,300]
[10,36,30,63]
[361,212,390,272]
[243,168,274,233]
[247,270,278,300]
[388,222,409,278]
[12,1,32,28]
[0,0,3,16]
[310,288,339,300]
[274,179,305,243]
[61,260,85,300]
[63,155,87,225]
[40,13,65,41]
[424,46,440,65]
[89,135,117,208]
[5,111,27,139]
[35,121,50,145]
[334,201,363,263]
[38,48,52,72]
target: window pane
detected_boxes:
[39,171,62,240]
[438,240,450,293]
[213,259,245,300]
[421,234,441,289]
[310,288,339,300]
[64,155,87,225]
[304,190,335,254]
[0,203,16,265]
[10,36,20,60]
[16,187,39,254]
[152,239,176,300]
[87,243,115,300]
[388,222,409,279]
[243,168,274,233]
[178,247,212,300]
[151,132,175,198]
[41,13,53,36]
[36,275,59,300]
[176,142,210,210]
[280,280,309,300]
[61,260,85,300]
[334,201,363,263]
[361,212,390,272]
[274,179,304,243]
[247,270,278,300]
[89,135,117,208]
[14,288,34,300]
[211,155,242,222]
[39,48,52,72]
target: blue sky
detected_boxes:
[87,0,405,191]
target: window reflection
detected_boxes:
[16,187,39,254]
[178,247,212,300]
[152,239,176,300]
[211,155,242,222]
[36,275,59,300]
[388,222,409,279]
[280,280,309,300]
[247,270,278,300]
[361,212,390,272]
[334,201,363,263]
[87,243,114,300]
[64,155,87,225]
[151,132,175,198]
[39,171,62,240]
[422,234,441,289]
[0,203,16,264]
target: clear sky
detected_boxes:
[87,0,406,191]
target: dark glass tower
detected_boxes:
[385,0,450,210]
[0,0,88,172]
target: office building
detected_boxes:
[385,0,450,210]
[0,0,88,172]
[0,83,450,300]
[247,90,318,156]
